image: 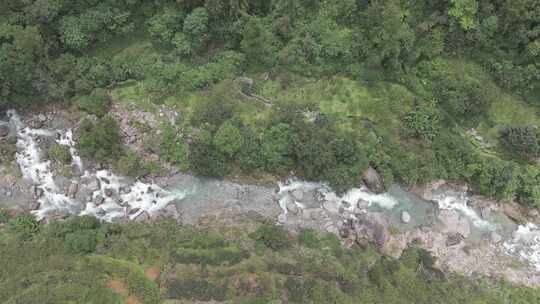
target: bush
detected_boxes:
[0,209,10,223]
[115,150,145,177]
[160,126,189,170]
[499,125,540,160]
[402,99,441,143]
[78,116,123,163]
[213,120,245,157]
[48,144,72,164]
[250,224,292,251]
[75,88,111,117]
[9,213,39,240]
[64,230,98,254]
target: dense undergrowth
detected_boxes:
[1,0,539,206]
[0,212,539,303]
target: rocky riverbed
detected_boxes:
[1,109,539,287]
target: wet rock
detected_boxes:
[68,182,78,199]
[104,188,114,197]
[446,233,464,247]
[28,201,40,211]
[323,201,340,214]
[277,213,287,223]
[401,211,411,223]
[134,211,150,222]
[339,227,350,238]
[286,202,299,215]
[32,186,44,199]
[95,209,106,216]
[38,114,47,123]
[361,166,384,194]
[437,210,471,238]
[100,177,110,185]
[86,178,100,192]
[0,124,9,138]
[481,206,491,219]
[490,231,502,243]
[528,209,539,219]
[373,225,389,247]
[291,189,304,201]
[94,195,105,205]
[128,207,140,215]
[356,199,369,210]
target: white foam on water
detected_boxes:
[56,129,83,171]
[321,187,399,210]
[432,192,493,229]
[504,223,540,270]
[8,110,185,222]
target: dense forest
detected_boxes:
[1,212,540,303]
[1,0,539,204]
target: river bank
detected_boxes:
[1,107,539,288]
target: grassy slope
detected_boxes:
[1,217,540,304]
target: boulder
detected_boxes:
[0,124,9,138]
[353,214,389,248]
[104,188,115,197]
[28,201,40,211]
[68,182,78,199]
[401,211,411,223]
[134,211,150,222]
[86,178,100,192]
[32,186,44,199]
[94,195,105,205]
[489,231,502,243]
[480,206,491,219]
[357,199,370,209]
[291,189,304,201]
[286,202,299,215]
[128,207,140,215]
[361,167,384,194]
[446,232,463,247]
[323,201,340,214]
[437,210,471,238]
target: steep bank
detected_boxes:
[1,109,540,288]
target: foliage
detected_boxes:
[160,126,189,170]
[499,126,540,161]
[250,224,292,251]
[403,100,441,142]
[213,120,245,157]
[9,213,39,240]
[75,88,112,117]
[78,116,123,163]
[115,150,145,177]
[48,144,72,164]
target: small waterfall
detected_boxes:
[7,110,185,222]
[431,192,494,229]
[504,223,540,270]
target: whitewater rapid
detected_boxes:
[7,110,185,222]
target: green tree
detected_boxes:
[213,120,245,157]
[261,123,294,173]
[402,99,441,143]
[448,0,478,31]
[78,116,123,163]
[241,17,279,68]
[9,213,39,240]
[183,7,209,51]
[500,125,540,161]
[75,88,111,117]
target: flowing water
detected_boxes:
[2,110,540,271]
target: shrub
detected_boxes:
[402,99,441,142]
[0,209,10,223]
[189,135,229,178]
[78,116,123,163]
[213,120,245,157]
[250,224,292,251]
[160,126,189,170]
[115,150,145,177]
[9,213,39,240]
[298,229,321,249]
[499,125,540,160]
[75,88,111,117]
[48,144,72,164]
[64,230,98,254]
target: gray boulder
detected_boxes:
[291,189,304,201]
[446,232,463,247]
[437,210,471,238]
[401,211,411,223]
[362,167,384,194]
[0,124,9,138]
